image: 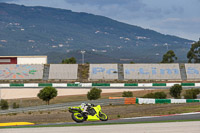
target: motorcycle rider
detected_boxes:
[80,103,93,114]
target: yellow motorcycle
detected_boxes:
[68,104,108,123]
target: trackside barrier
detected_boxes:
[0,84,10,87]
[92,83,110,86]
[136,98,200,104]
[166,83,181,87]
[124,83,138,86]
[195,83,200,87]
[138,98,156,104]
[124,98,136,104]
[52,83,68,87]
[81,83,92,87]
[39,83,52,87]
[10,83,24,87]
[110,83,124,87]
[138,83,153,87]
[24,83,39,87]
[0,82,199,88]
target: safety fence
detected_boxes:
[136,98,200,104]
[0,83,199,88]
[109,97,200,104]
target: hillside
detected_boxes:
[0,3,194,63]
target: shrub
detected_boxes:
[170,84,182,99]
[37,86,57,105]
[184,89,200,99]
[12,102,19,109]
[122,91,133,97]
[87,87,102,100]
[0,99,9,110]
[143,92,167,99]
[154,92,167,99]
[143,93,155,98]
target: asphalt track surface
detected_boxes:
[36,112,200,126]
[1,122,200,133]
[1,112,200,133]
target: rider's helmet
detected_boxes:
[81,103,86,108]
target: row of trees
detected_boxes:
[161,40,200,63]
[62,41,200,64]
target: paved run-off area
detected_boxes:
[1,121,200,133]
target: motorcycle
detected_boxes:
[68,104,108,123]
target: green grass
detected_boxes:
[1,119,200,129]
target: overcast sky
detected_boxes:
[1,0,200,41]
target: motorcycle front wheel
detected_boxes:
[99,112,108,121]
[71,113,86,123]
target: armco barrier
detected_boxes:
[52,83,68,87]
[124,83,138,86]
[39,83,52,87]
[153,83,166,86]
[24,83,39,87]
[181,83,195,86]
[0,82,199,88]
[10,83,24,87]
[110,83,124,87]
[92,83,110,86]
[136,98,200,104]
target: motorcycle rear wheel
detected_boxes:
[99,112,108,121]
[72,113,86,123]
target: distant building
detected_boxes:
[0,56,47,64]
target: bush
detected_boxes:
[122,91,133,97]
[143,93,155,98]
[37,86,57,105]
[0,99,9,110]
[170,84,182,99]
[12,102,19,109]
[87,87,102,100]
[184,89,200,99]
[143,92,167,99]
[154,92,167,99]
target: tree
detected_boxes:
[87,87,102,100]
[161,50,177,63]
[0,99,9,110]
[37,87,57,105]
[170,84,182,99]
[130,61,135,64]
[122,91,133,97]
[187,41,200,63]
[62,57,76,64]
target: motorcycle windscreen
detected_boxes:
[87,115,100,121]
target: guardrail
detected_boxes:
[136,98,200,104]
[0,83,199,88]
[0,99,124,114]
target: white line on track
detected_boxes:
[121,112,200,120]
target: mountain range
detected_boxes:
[0,3,194,63]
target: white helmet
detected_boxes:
[81,103,86,108]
